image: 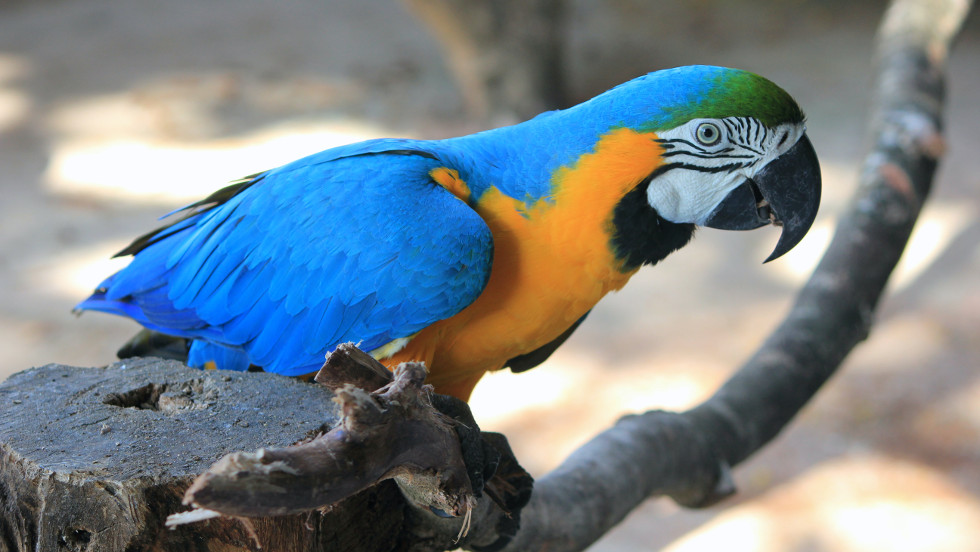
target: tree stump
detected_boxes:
[0,358,407,552]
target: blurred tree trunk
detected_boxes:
[403,0,568,122]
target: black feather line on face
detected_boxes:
[610,178,695,272]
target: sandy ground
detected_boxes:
[1,1,979,550]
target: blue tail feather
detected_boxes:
[188,340,251,372]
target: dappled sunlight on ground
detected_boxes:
[769,219,834,282]
[44,121,395,204]
[18,242,130,299]
[469,349,727,475]
[0,54,31,133]
[889,201,977,291]
[665,456,980,552]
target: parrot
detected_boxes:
[76,65,821,402]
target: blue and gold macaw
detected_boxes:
[77,66,821,401]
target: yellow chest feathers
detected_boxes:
[400,128,665,383]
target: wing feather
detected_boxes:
[77,139,493,375]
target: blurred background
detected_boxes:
[1,0,978,550]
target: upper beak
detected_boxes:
[704,134,821,262]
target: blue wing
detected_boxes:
[76,139,494,375]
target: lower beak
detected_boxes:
[704,134,821,262]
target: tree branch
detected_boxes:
[160,2,975,550]
[467,0,973,550]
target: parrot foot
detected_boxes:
[428,394,534,533]
[172,343,532,546]
[317,344,533,545]
[175,347,475,526]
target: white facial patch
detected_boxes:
[646,118,804,225]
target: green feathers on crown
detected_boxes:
[624,66,806,132]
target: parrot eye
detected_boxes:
[695,122,722,146]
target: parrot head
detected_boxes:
[602,66,821,267]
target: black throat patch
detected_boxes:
[611,179,695,271]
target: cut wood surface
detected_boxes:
[0,358,409,551]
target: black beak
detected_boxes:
[704,134,821,262]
